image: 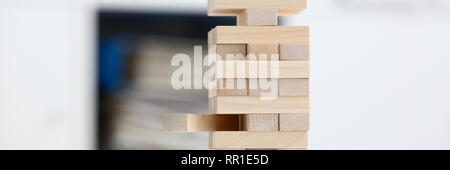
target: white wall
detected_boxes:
[286,0,450,149]
[0,0,96,149]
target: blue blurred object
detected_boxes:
[98,36,135,93]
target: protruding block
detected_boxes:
[279,79,309,96]
[248,78,278,96]
[280,44,310,60]
[237,9,277,26]
[279,113,309,131]
[163,114,240,131]
[247,44,279,60]
[212,96,309,114]
[241,114,278,131]
[209,131,308,149]
[208,0,307,16]
[210,26,309,45]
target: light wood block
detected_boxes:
[279,78,309,96]
[216,78,248,96]
[241,114,278,131]
[208,79,217,99]
[211,96,309,114]
[213,44,247,60]
[207,0,307,16]
[208,46,217,60]
[209,131,308,149]
[208,97,216,114]
[279,113,309,131]
[208,29,216,47]
[209,78,248,98]
[214,148,246,150]
[248,78,278,96]
[280,44,310,60]
[208,26,309,46]
[210,45,247,85]
[215,60,310,78]
[163,114,240,131]
[237,9,277,26]
[247,44,279,60]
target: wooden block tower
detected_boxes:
[163,0,310,150]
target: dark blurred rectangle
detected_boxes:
[97,10,234,149]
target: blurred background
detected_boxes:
[1,0,449,149]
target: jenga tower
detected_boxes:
[163,0,310,150]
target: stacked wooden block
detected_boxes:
[163,0,310,150]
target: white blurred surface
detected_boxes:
[0,0,449,149]
[0,0,96,149]
[285,0,450,149]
